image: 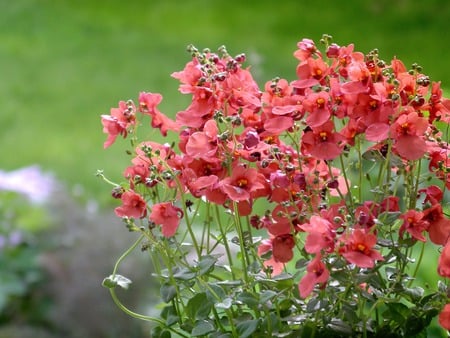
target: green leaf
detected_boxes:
[191,320,215,336]
[173,267,196,281]
[160,283,177,303]
[151,326,172,338]
[198,255,218,276]
[102,274,132,289]
[236,319,259,338]
[377,211,402,226]
[326,318,352,335]
[404,286,424,302]
[295,258,308,269]
[206,282,226,303]
[259,290,277,304]
[237,291,259,308]
[186,292,213,320]
[161,305,179,326]
[300,321,316,338]
[383,302,410,325]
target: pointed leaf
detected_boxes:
[160,283,177,303]
[236,319,259,338]
[191,320,215,336]
[198,255,218,276]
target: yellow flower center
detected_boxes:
[236,178,248,188]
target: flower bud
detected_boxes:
[111,186,124,199]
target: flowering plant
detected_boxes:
[99,35,450,337]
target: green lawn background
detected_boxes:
[1,0,449,203]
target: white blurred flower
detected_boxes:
[0,165,56,204]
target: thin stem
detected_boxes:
[232,201,250,285]
[338,153,354,210]
[214,204,236,279]
[112,234,145,276]
[408,241,426,288]
[109,289,190,338]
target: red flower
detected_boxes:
[439,304,450,330]
[258,239,285,276]
[438,240,450,278]
[429,150,450,189]
[294,38,319,61]
[399,210,429,242]
[185,119,219,159]
[101,100,136,148]
[149,202,184,237]
[300,216,335,254]
[299,255,329,298]
[423,204,450,245]
[339,229,384,268]
[302,120,345,160]
[139,92,179,136]
[423,81,450,123]
[390,110,429,160]
[114,191,147,219]
[271,234,295,263]
[220,165,266,202]
[302,91,331,128]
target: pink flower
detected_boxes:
[139,92,179,136]
[114,191,147,219]
[271,234,295,263]
[439,304,450,330]
[149,202,183,237]
[101,100,136,148]
[257,239,285,276]
[300,216,335,254]
[185,119,219,159]
[301,120,346,160]
[423,204,450,245]
[390,110,429,160]
[299,255,329,298]
[399,210,429,242]
[339,229,384,268]
[220,165,266,202]
[438,240,450,279]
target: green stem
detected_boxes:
[408,241,426,288]
[112,234,145,276]
[338,153,354,210]
[214,204,236,279]
[109,289,190,338]
[233,201,250,285]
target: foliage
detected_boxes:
[0,192,52,328]
[100,35,450,337]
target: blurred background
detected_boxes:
[0,0,449,337]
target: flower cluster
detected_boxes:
[101,36,450,337]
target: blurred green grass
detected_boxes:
[1,0,449,203]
